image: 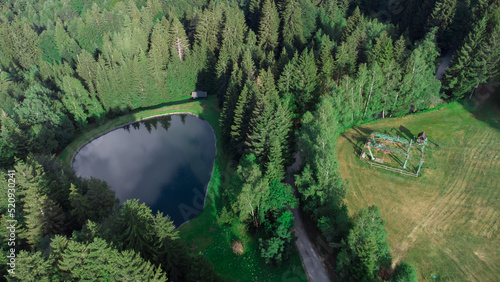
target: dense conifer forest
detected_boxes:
[0,0,499,280]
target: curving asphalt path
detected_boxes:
[285,153,331,282]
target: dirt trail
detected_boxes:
[285,153,331,282]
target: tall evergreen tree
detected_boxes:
[169,16,189,61]
[195,3,224,53]
[395,31,441,115]
[258,0,280,52]
[443,9,500,99]
[39,30,62,65]
[293,48,318,114]
[230,83,255,155]
[426,0,457,45]
[279,0,305,52]
[337,206,392,281]
[0,114,25,166]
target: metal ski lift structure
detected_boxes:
[360,131,428,177]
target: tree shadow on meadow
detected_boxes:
[462,83,500,132]
[342,126,372,156]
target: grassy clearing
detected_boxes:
[179,202,307,281]
[58,95,306,281]
[337,102,500,281]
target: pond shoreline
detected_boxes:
[62,98,219,228]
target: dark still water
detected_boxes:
[72,114,216,227]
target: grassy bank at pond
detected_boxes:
[337,102,500,281]
[59,95,306,281]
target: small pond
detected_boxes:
[72,114,216,227]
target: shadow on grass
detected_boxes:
[462,79,500,131]
[342,126,372,156]
[398,125,414,140]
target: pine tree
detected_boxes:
[57,237,166,280]
[39,30,61,64]
[279,0,305,52]
[14,157,67,246]
[245,69,281,160]
[195,3,224,53]
[85,178,118,221]
[293,48,318,114]
[0,22,16,69]
[220,62,243,148]
[11,19,40,70]
[258,0,279,52]
[369,31,394,67]
[335,32,361,80]
[426,0,457,44]
[113,199,157,260]
[0,114,25,166]
[75,17,103,56]
[60,75,103,129]
[265,100,292,180]
[342,6,361,42]
[148,17,171,93]
[54,21,81,67]
[393,35,408,65]
[220,4,248,63]
[337,206,392,281]
[169,16,189,61]
[10,251,53,281]
[76,49,99,96]
[396,31,440,114]
[249,0,265,30]
[230,84,254,155]
[153,211,179,242]
[69,183,91,225]
[319,36,335,94]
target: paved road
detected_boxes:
[285,153,331,282]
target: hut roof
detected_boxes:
[191,91,207,98]
[417,131,427,140]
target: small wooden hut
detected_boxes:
[417,131,427,143]
[191,91,207,99]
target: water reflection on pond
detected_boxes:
[72,114,216,226]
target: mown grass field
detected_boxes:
[59,95,306,281]
[337,101,500,281]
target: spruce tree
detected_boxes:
[294,48,318,114]
[319,36,335,94]
[396,31,441,114]
[426,0,457,45]
[230,84,254,155]
[148,17,171,94]
[195,3,224,53]
[113,199,157,260]
[39,30,62,64]
[279,0,305,52]
[337,206,392,281]
[258,0,280,52]
[0,114,25,166]
[342,6,361,42]
[57,237,166,280]
[220,62,243,149]
[9,251,53,281]
[169,16,189,61]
